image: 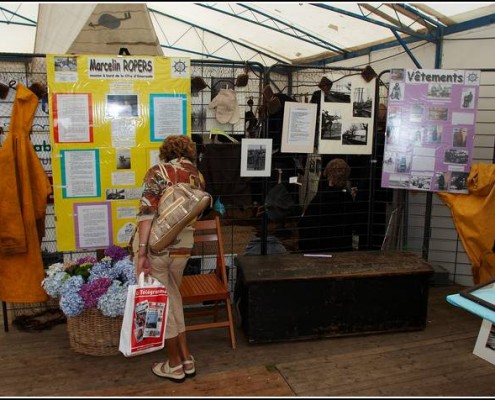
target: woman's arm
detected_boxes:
[136,218,153,276]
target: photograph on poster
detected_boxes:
[107,94,139,118]
[428,106,448,121]
[388,174,410,188]
[54,56,77,72]
[191,106,206,132]
[116,148,131,169]
[395,154,411,174]
[410,174,432,190]
[449,171,469,191]
[383,151,394,173]
[410,103,425,122]
[427,83,452,100]
[389,82,404,101]
[324,79,352,103]
[461,88,475,109]
[342,122,368,146]
[386,125,401,146]
[240,138,272,177]
[424,125,442,144]
[106,188,126,200]
[390,69,405,81]
[444,148,469,165]
[434,171,448,191]
[352,86,372,118]
[412,126,425,145]
[321,109,342,140]
[453,127,468,147]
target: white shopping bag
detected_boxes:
[119,272,169,357]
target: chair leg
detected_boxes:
[225,299,236,349]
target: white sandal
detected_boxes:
[151,360,186,383]
[182,355,196,377]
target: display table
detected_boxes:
[234,251,434,343]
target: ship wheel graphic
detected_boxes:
[173,59,187,74]
[466,71,480,84]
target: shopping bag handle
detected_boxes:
[138,272,161,287]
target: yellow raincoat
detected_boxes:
[0,84,52,302]
[437,163,495,284]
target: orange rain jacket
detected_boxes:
[437,163,495,284]
[0,84,52,302]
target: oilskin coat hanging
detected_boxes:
[0,83,52,302]
[437,163,495,284]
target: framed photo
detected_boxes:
[473,319,495,365]
[240,138,272,177]
[459,277,495,312]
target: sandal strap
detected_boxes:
[182,355,195,366]
[163,360,184,373]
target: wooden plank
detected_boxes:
[76,366,294,397]
[0,285,492,397]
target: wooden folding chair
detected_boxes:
[180,216,236,349]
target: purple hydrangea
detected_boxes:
[104,245,129,262]
[79,277,112,309]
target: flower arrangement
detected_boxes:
[42,246,137,318]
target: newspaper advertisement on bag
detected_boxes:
[119,273,169,357]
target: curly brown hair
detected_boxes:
[159,135,197,162]
[323,158,350,188]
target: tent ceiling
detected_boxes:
[1,2,495,65]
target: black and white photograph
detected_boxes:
[449,171,469,192]
[106,188,125,200]
[191,106,206,133]
[389,82,404,101]
[410,103,425,122]
[240,138,272,177]
[106,94,139,118]
[352,87,372,118]
[54,56,77,72]
[410,174,432,190]
[461,87,476,109]
[444,148,469,165]
[342,122,368,145]
[321,109,342,140]
[427,83,452,100]
[116,148,131,169]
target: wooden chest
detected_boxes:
[234,251,434,344]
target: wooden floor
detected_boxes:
[1,284,495,397]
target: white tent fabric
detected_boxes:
[34,4,96,54]
[2,2,495,65]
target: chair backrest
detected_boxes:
[193,216,228,288]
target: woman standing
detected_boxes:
[132,135,205,383]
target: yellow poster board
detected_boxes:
[46,54,191,251]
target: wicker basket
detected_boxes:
[66,308,123,356]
